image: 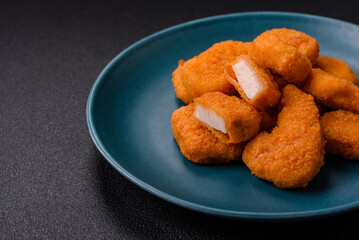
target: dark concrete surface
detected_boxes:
[1,0,359,239]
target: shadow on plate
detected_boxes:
[91,146,359,239]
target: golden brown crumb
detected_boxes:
[172,60,192,104]
[224,55,281,111]
[251,32,312,84]
[265,28,319,65]
[176,41,252,102]
[301,68,359,113]
[171,104,245,164]
[242,85,325,188]
[193,92,261,143]
[315,56,359,85]
[321,110,359,160]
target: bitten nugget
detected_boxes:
[171,104,244,164]
[315,56,359,85]
[251,33,312,84]
[242,85,325,188]
[301,68,359,113]
[224,55,281,111]
[172,60,192,104]
[175,41,252,102]
[193,92,261,143]
[265,28,319,65]
[321,110,359,160]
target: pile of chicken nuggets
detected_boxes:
[170,28,359,189]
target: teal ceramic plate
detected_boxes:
[87,12,359,221]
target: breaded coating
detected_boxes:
[321,110,359,160]
[172,60,192,104]
[251,33,312,84]
[242,85,325,188]
[315,56,359,85]
[301,68,359,113]
[193,92,261,143]
[224,55,281,111]
[265,28,320,65]
[171,104,244,164]
[177,41,252,102]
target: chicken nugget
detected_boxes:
[242,85,325,188]
[301,68,359,113]
[315,56,359,85]
[172,60,192,104]
[265,28,319,65]
[171,104,245,164]
[176,41,252,102]
[193,92,261,143]
[224,55,281,111]
[320,110,359,160]
[251,33,312,84]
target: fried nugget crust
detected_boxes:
[301,68,359,113]
[315,56,359,85]
[251,33,312,84]
[171,104,244,164]
[224,55,281,111]
[172,60,192,104]
[266,28,319,65]
[193,92,261,143]
[320,110,359,160]
[242,85,325,188]
[177,41,252,102]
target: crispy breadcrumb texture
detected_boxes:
[172,60,192,104]
[224,55,281,111]
[301,68,359,113]
[315,56,359,85]
[171,104,244,164]
[266,28,319,65]
[242,85,325,188]
[178,41,252,102]
[321,110,359,160]
[193,92,261,143]
[251,33,312,84]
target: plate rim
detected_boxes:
[86,11,359,221]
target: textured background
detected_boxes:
[1,0,359,239]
